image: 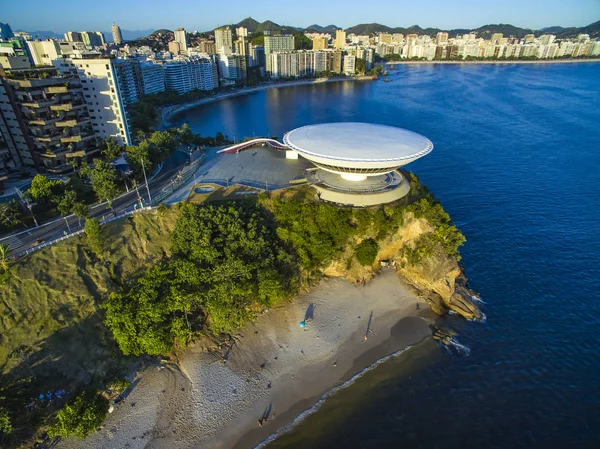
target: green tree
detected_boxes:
[0,408,11,437]
[125,141,152,181]
[54,189,78,232]
[102,203,297,355]
[27,174,63,203]
[355,58,366,74]
[354,239,379,266]
[0,201,23,230]
[148,130,177,162]
[72,201,88,226]
[48,391,108,439]
[179,123,194,146]
[84,217,103,256]
[90,159,120,210]
[101,137,123,161]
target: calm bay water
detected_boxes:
[173,64,600,448]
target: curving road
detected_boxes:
[1,149,194,257]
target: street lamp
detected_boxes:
[140,157,152,206]
[16,187,38,227]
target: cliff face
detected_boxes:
[325,212,481,321]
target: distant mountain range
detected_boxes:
[228,17,600,39]
[17,29,155,42]
[19,18,600,45]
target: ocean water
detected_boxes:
[172,63,600,448]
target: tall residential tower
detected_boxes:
[111,23,123,45]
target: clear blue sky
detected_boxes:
[4,0,599,32]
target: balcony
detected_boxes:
[61,135,82,143]
[46,86,68,94]
[22,98,57,108]
[34,135,61,144]
[56,119,78,127]
[50,103,73,112]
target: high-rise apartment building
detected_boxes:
[64,31,83,43]
[174,28,188,53]
[491,33,503,44]
[343,54,356,75]
[312,37,328,50]
[52,57,132,145]
[113,59,141,105]
[163,57,218,94]
[219,54,246,82]
[140,62,165,95]
[81,31,105,47]
[111,23,123,45]
[27,40,61,66]
[335,30,346,49]
[379,33,392,44]
[0,41,31,69]
[215,27,233,55]
[264,34,295,74]
[436,32,449,45]
[198,40,216,54]
[249,45,265,67]
[168,41,181,55]
[236,27,248,38]
[331,50,342,73]
[0,23,14,40]
[0,67,98,172]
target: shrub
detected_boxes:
[48,391,108,439]
[84,218,104,256]
[355,239,379,266]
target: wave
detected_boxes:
[471,295,486,304]
[254,344,415,448]
[444,337,471,356]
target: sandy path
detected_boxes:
[58,269,431,449]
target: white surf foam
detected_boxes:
[254,345,415,448]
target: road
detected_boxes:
[1,149,193,256]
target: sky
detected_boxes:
[3,0,599,33]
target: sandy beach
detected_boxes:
[58,269,431,449]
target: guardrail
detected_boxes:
[8,206,154,260]
[151,155,204,205]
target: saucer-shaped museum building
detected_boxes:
[283,122,433,206]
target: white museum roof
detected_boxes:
[283,122,433,162]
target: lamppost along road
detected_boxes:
[2,150,191,255]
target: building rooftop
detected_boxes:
[283,122,433,162]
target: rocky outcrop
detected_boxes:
[326,212,481,321]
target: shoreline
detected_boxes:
[385,58,600,65]
[58,269,432,449]
[160,77,374,130]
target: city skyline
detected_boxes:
[3,0,599,34]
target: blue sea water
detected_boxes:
[172,63,600,448]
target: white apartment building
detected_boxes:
[26,40,61,66]
[215,27,233,55]
[52,57,132,145]
[264,35,294,74]
[163,57,218,95]
[343,54,355,75]
[218,54,246,81]
[174,28,188,53]
[140,62,165,95]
